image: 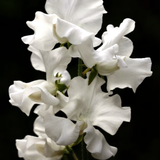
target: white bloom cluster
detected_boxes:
[9,0,152,159]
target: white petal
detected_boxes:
[63,76,131,135]
[28,46,46,72]
[56,17,93,45]
[68,37,101,58]
[95,44,119,76]
[61,99,84,121]
[16,135,64,160]
[16,139,26,158]
[84,124,117,159]
[92,94,131,135]
[117,56,127,68]
[63,76,105,117]
[96,60,118,76]
[59,70,71,86]
[39,87,59,106]
[22,35,34,45]
[76,38,97,68]
[44,114,80,146]
[107,57,152,92]
[45,0,106,34]
[118,37,133,57]
[120,18,135,35]
[34,92,68,117]
[16,136,43,160]
[34,116,46,138]
[99,18,135,50]
[68,45,81,57]
[9,80,44,116]
[23,11,58,51]
[34,104,54,117]
[42,47,71,83]
[93,37,102,47]
[36,138,65,158]
[29,45,71,83]
[94,44,119,62]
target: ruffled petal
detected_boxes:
[44,114,80,146]
[63,75,130,135]
[56,17,93,45]
[9,80,45,116]
[9,79,61,116]
[22,11,58,51]
[92,94,131,135]
[16,136,43,160]
[84,124,117,159]
[16,135,64,160]
[107,57,152,92]
[98,18,135,51]
[45,0,106,34]
[63,76,105,120]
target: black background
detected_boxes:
[1,0,160,160]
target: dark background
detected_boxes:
[1,0,160,160]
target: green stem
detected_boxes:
[82,68,91,76]
[78,58,83,77]
[72,151,79,160]
[66,146,79,160]
[81,140,84,160]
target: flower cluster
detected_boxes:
[9,0,152,159]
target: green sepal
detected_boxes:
[60,42,72,49]
[56,82,68,92]
[88,66,98,85]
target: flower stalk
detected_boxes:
[78,58,83,77]
[65,146,79,160]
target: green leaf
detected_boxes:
[88,67,98,85]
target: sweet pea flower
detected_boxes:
[16,117,65,160]
[22,0,106,55]
[15,100,72,160]
[9,46,71,115]
[16,135,65,160]
[15,94,67,160]
[77,18,152,92]
[44,75,131,159]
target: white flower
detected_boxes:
[21,107,68,160]
[22,0,106,53]
[77,18,152,92]
[16,131,65,160]
[9,46,71,115]
[16,106,66,160]
[44,75,131,159]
